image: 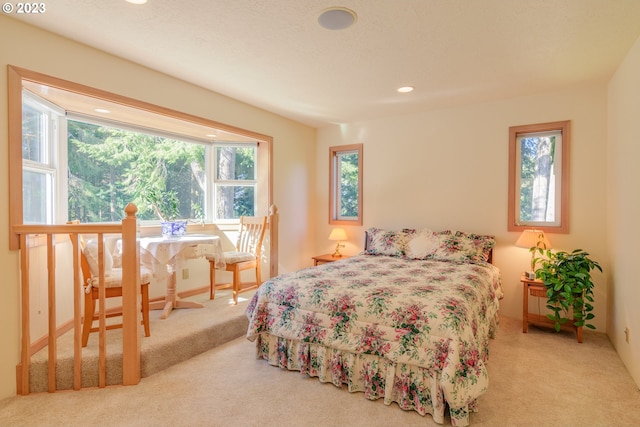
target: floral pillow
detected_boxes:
[465,232,495,262]
[364,227,410,257]
[427,230,495,263]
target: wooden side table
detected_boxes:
[312,253,349,266]
[522,275,583,343]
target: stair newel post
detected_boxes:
[121,203,141,385]
[268,204,278,279]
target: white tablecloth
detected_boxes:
[138,234,224,279]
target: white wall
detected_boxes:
[607,34,640,387]
[317,84,609,330]
[0,16,316,399]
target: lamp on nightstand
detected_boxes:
[328,227,348,257]
[515,229,551,279]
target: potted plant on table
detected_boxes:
[533,247,602,332]
[142,188,187,238]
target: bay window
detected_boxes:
[8,65,272,250]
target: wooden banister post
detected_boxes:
[121,203,141,386]
[17,234,31,395]
[69,233,83,391]
[268,204,278,279]
[47,234,57,392]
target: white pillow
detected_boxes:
[405,228,439,259]
[83,239,114,277]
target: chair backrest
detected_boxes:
[236,216,267,257]
[67,220,97,286]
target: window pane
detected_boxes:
[517,131,560,225]
[22,102,45,163]
[215,146,255,180]
[329,144,362,225]
[23,170,50,223]
[337,152,359,219]
[68,120,205,222]
[215,185,255,219]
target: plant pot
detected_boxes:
[161,220,187,238]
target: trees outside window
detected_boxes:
[67,121,257,223]
[8,66,272,250]
[68,120,207,222]
[21,93,258,225]
[215,145,256,219]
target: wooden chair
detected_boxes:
[207,216,267,305]
[70,223,151,347]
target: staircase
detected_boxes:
[28,290,251,392]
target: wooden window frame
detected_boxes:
[329,143,363,226]
[7,65,273,250]
[508,120,570,234]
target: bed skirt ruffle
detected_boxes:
[254,333,477,426]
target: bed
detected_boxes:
[245,227,503,426]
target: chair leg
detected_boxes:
[141,284,150,337]
[232,266,240,305]
[209,260,215,300]
[255,264,261,288]
[82,289,95,347]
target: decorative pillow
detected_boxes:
[428,230,495,263]
[111,251,122,269]
[465,232,496,262]
[110,239,122,268]
[364,227,410,257]
[83,239,114,277]
[405,228,439,259]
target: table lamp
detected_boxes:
[515,229,551,279]
[328,227,348,257]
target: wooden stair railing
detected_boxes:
[13,203,142,394]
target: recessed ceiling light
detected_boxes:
[94,108,110,114]
[318,7,357,30]
[126,0,147,4]
[206,133,217,138]
[397,86,414,93]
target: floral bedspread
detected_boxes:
[245,254,503,426]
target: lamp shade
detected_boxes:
[515,229,551,250]
[328,227,348,241]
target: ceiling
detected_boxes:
[10,0,640,128]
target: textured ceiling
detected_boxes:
[10,0,640,127]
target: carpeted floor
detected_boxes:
[28,288,253,392]
[1,315,639,426]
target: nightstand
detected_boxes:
[521,275,582,343]
[312,253,349,266]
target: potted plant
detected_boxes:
[142,188,187,237]
[533,247,602,332]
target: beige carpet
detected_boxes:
[28,288,253,392]
[1,316,639,426]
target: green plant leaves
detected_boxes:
[534,248,602,332]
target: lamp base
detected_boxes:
[332,242,344,257]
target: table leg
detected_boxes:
[522,282,528,333]
[149,270,204,319]
[159,271,177,319]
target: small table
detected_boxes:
[521,275,582,343]
[312,253,349,266]
[139,235,224,319]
